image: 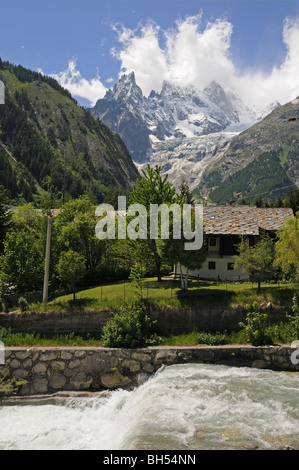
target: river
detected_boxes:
[0,363,298,450]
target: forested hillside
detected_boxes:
[200,96,299,203]
[0,59,139,203]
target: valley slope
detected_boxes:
[91,72,294,203]
[0,60,139,202]
[203,97,299,202]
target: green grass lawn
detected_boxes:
[1,279,298,346]
[25,277,298,313]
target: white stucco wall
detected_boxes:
[179,253,250,282]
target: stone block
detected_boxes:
[154,350,178,363]
[70,372,93,390]
[61,351,72,360]
[51,361,66,371]
[40,351,59,361]
[132,352,151,362]
[23,359,32,368]
[74,351,86,358]
[142,363,155,373]
[32,352,39,363]
[68,359,81,369]
[251,360,267,369]
[81,355,107,371]
[15,351,31,360]
[33,377,48,393]
[129,361,141,373]
[12,368,29,379]
[49,372,67,389]
[32,362,47,374]
[9,359,21,369]
[100,371,130,389]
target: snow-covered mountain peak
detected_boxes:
[117,71,137,88]
[91,73,279,165]
[106,72,141,101]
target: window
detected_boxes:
[227,262,234,270]
[209,238,217,246]
[208,261,216,270]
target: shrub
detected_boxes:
[196,331,228,345]
[286,294,299,340]
[1,301,9,313]
[239,302,272,346]
[0,369,27,397]
[101,301,161,348]
[129,263,146,299]
[18,297,28,312]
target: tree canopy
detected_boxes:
[234,233,277,289]
[0,184,11,253]
[275,212,299,281]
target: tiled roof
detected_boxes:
[257,207,294,231]
[203,205,293,235]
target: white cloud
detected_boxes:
[111,21,168,95]
[231,16,299,107]
[112,14,299,107]
[50,14,299,109]
[51,59,108,106]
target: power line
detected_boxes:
[217,183,297,205]
[243,184,297,199]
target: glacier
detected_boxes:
[91,72,280,193]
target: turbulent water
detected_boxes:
[0,364,299,450]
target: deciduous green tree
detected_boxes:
[275,212,299,281]
[0,225,45,295]
[234,233,276,289]
[55,195,109,284]
[283,187,299,215]
[0,204,45,295]
[0,184,11,253]
[127,165,178,282]
[163,213,207,290]
[57,250,86,300]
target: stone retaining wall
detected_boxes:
[1,345,298,398]
[0,304,289,337]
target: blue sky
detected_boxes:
[1,1,299,107]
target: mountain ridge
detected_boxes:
[91,72,279,165]
[91,72,296,204]
[0,59,139,202]
[204,97,299,202]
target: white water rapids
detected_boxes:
[0,363,298,450]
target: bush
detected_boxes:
[18,297,28,312]
[0,369,27,397]
[1,301,9,313]
[239,302,272,346]
[101,301,161,348]
[286,294,299,339]
[196,331,228,345]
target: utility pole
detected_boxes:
[42,216,53,303]
[63,150,66,205]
